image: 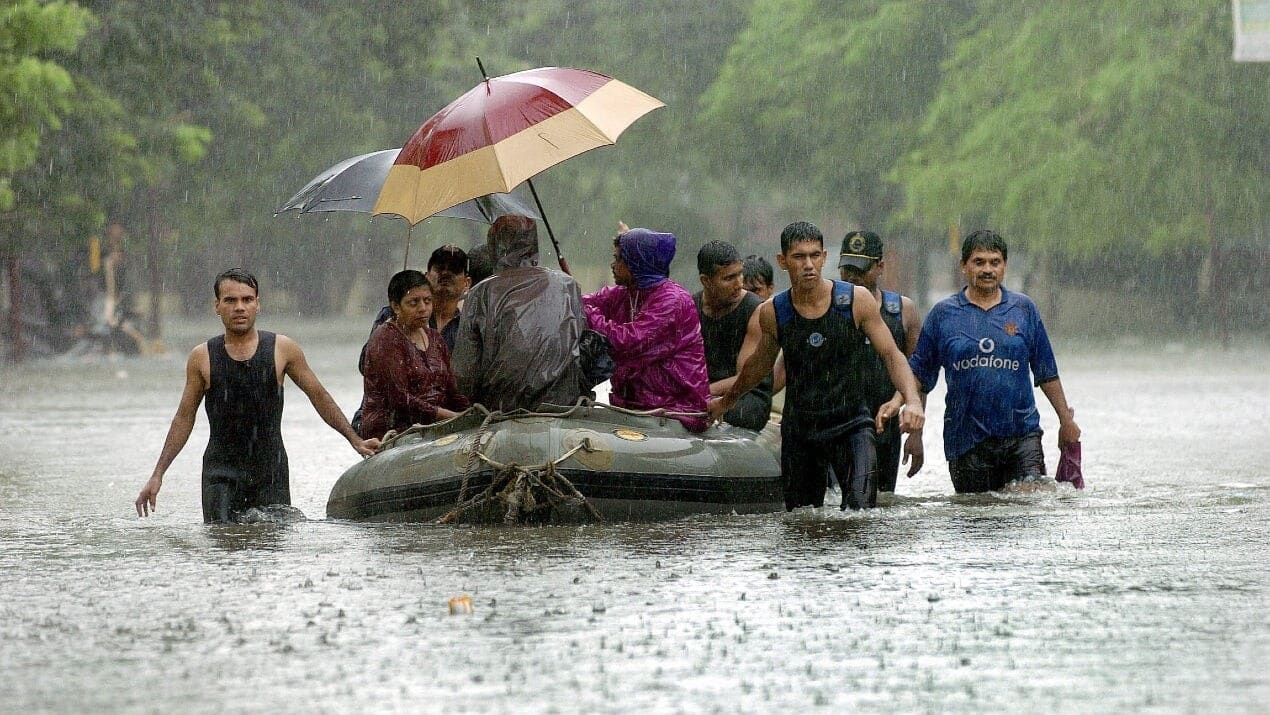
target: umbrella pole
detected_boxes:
[403,223,414,270]
[473,59,568,274]
[526,178,571,275]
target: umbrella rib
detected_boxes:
[482,103,516,194]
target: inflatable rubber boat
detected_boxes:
[326,401,783,523]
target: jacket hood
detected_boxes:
[619,228,676,290]
[488,215,540,270]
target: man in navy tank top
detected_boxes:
[838,230,925,494]
[135,269,379,523]
[905,230,1081,493]
[709,222,925,510]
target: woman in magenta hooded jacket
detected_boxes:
[583,228,711,432]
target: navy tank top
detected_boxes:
[203,331,288,486]
[774,280,873,440]
[861,289,906,408]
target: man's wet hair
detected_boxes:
[214,268,259,299]
[697,240,741,277]
[427,244,468,275]
[488,215,539,263]
[780,221,823,254]
[387,269,430,306]
[960,229,1008,263]
[742,255,774,286]
[466,243,495,285]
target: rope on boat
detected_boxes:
[435,439,604,525]
[457,408,496,505]
[376,397,708,452]
[373,398,708,525]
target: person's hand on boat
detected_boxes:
[351,436,380,458]
[135,474,162,517]
[902,431,924,477]
[706,394,733,424]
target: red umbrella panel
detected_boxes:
[373,67,664,225]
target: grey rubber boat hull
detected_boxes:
[327,406,783,522]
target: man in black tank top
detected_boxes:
[135,269,379,523]
[708,222,926,510]
[838,231,925,494]
[694,240,772,431]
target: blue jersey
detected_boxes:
[908,287,1059,460]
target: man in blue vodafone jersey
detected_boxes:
[905,230,1081,493]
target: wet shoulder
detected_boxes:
[1001,289,1041,319]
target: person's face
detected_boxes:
[700,261,745,308]
[214,279,259,336]
[961,249,1007,293]
[426,267,468,303]
[776,240,826,290]
[744,276,773,300]
[840,259,882,291]
[392,285,434,329]
[611,245,635,288]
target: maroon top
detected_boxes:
[359,321,470,439]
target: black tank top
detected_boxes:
[694,291,773,401]
[862,289,906,409]
[774,281,872,440]
[203,331,287,484]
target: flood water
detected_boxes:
[1,317,1266,712]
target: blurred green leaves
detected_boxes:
[2,0,1264,322]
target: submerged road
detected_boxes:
[1,317,1266,712]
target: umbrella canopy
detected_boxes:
[276,148,540,223]
[373,66,664,225]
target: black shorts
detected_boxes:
[875,423,902,493]
[202,472,291,524]
[949,431,1045,494]
[781,425,878,510]
[723,391,770,432]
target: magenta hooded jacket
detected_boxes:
[583,229,710,432]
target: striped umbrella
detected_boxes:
[374,64,664,272]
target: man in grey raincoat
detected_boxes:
[451,215,587,411]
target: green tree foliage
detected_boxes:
[895,0,1268,257]
[8,0,1258,335]
[0,0,92,213]
[700,0,972,231]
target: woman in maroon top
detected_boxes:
[359,270,470,439]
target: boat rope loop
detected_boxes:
[377,398,707,452]
[436,439,604,525]
[374,398,708,525]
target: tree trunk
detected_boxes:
[1207,209,1229,348]
[1046,252,1060,331]
[5,256,24,363]
[147,188,163,338]
[915,232,931,313]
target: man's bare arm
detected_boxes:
[1039,377,1081,445]
[135,346,208,516]
[710,303,780,422]
[279,335,380,456]
[708,376,738,397]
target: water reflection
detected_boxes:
[199,524,293,553]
